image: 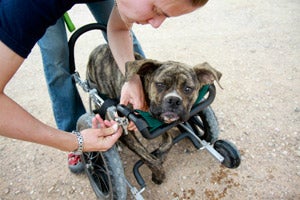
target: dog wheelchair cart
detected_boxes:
[68,23,241,200]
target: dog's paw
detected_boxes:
[151,173,165,185]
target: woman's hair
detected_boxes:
[191,0,209,7]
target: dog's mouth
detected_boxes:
[160,112,180,124]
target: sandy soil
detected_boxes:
[1,0,299,199]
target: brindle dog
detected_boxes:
[83,44,221,184]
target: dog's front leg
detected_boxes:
[153,132,173,162]
[120,132,166,184]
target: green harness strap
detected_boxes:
[135,85,210,132]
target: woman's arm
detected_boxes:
[107,5,134,75]
[0,41,121,152]
[107,6,146,113]
[0,41,77,151]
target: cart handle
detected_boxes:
[68,23,107,74]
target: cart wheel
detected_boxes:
[189,106,219,143]
[214,140,241,168]
[81,145,127,200]
[77,114,127,199]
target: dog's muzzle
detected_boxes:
[160,96,183,123]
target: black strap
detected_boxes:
[94,98,119,119]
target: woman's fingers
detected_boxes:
[92,114,104,128]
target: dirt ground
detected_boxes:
[1,0,299,199]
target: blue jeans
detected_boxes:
[38,1,145,132]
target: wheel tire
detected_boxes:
[189,106,219,143]
[77,114,127,199]
[214,140,241,168]
[81,146,127,200]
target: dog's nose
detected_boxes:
[165,96,182,108]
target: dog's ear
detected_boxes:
[193,62,223,89]
[125,59,162,81]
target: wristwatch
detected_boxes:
[72,130,84,155]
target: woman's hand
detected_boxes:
[120,74,148,130]
[80,114,122,152]
[120,75,146,110]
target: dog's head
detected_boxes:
[125,60,222,123]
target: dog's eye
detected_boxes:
[155,82,166,92]
[183,86,194,94]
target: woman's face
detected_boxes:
[117,0,198,28]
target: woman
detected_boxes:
[0,0,208,154]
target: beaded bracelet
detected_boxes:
[72,130,84,155]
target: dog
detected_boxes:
[84,44,222,184]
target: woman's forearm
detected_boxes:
[107,6,135,75]
[0,93,78,152]
[0,41,77,152]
